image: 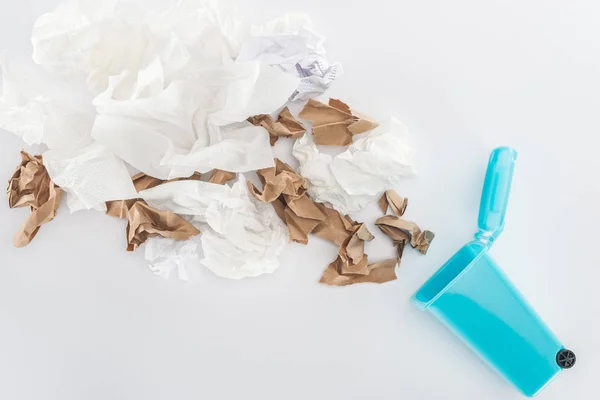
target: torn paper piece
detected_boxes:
[345,223,375,265]
[293,56,343,101]
[248,107,305,145]
[126,201,200,251]
[43,140,138,213]
[375,215,435,255]
[311,203,356,246]
[299,98,377,146]
[284,193,327,243]
[92,62,297,179]
[283,196,326,244]
[238,13,342,100]
[145,237,201,280]
[249,159,305,203]
[319,222,396,286]
[320,258,397,287]
[7,151,63,247]
[249,158,326,244]
[0,52,95,147]
[293,117,416,215]
[378,190,408,216]
[208,169,236,185]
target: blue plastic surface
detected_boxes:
[476,147,517,244]
[412,147,566,397]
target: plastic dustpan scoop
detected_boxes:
[412,147,575,397]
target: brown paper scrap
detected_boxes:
[249,160,305,203]
[319,258,398,286]
[378,190,408,216]
[346,223,375,265]
[208,169,236,185]
[126,201,200,251]
[249,159,326,244]
[283,194,327,244]
[311,203,356,246]
[299,98,378,146]
[7,151,64,247]
[375,215,435,255]
[102,172,200,250]
[319,223,397,286]
[248,107,305,146]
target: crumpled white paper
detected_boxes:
[238,13,342,101]
[91,59,298,179]
[145,237,202,280]
[43,139,138,212]
[31,0,248,94]
[140,175,288,279]
[293,117,416,215]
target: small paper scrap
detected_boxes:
[7,151,63,247]
[248,107,305,146]
[208,169,237,185]
[376,216,435,255]
[249,158,327,244]
[102,172,202,250]
[126,201,200,251]
[378,190,408,216]
[311,203,357,246]
[319,223,397,286]
[238,13,343,101]
[299,98,378,146]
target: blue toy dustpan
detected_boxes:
[412,147,575,397]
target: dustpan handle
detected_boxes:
[476,147,518,244]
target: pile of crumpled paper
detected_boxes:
[2,0,434,285]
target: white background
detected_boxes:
[0,0,598,399]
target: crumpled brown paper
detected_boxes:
[299,98,378,146]
[319,223,397,286]
[126,201,200,251]
[375,215,435,255]
[378,190,408,216]
[311,203,357,246]
[7,151,64,247]
[249,159,326,244]
[283,194,327,244]
[208,169,236,185]
[104,172,200,250]
[249,159,304,202]
[248,107,305,146]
